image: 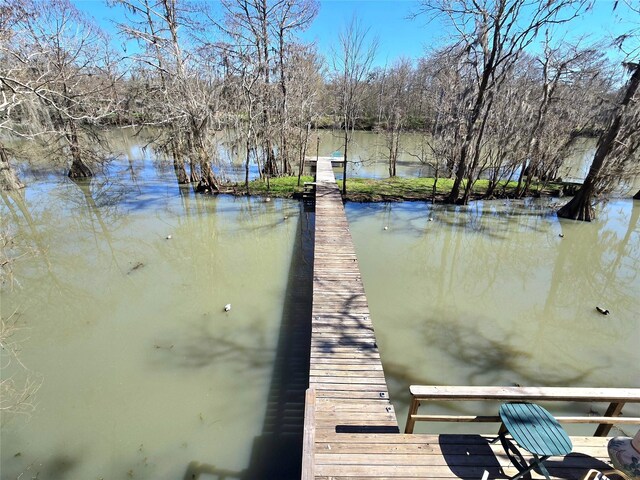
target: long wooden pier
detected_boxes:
[307,158,398,431]
[301,157,639,479]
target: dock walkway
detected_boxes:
[308,157,398,437]
[302,157,634,479]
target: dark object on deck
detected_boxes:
[335,425,400,434]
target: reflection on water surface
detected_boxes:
[1,157,305,478]
[347,199,640,434]
[1,134,638,478]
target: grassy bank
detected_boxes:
[233,176,566,202]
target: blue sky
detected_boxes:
[73,0,630,67]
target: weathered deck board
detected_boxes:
[308,158,399,475]
[313,434,614,479]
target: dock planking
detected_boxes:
[308,157,398,440]
[301,158,619,479]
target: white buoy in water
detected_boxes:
[166,235,172,240]
[383,226,388,230]
[224,304,231,312]
[265,197,271,202]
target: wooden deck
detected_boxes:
[308,157,398,437]
[302,157,632,479]
[312,433,613,479]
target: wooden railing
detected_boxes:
[301,387,316,480]
[405,386,640,436]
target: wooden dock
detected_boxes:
[301,157,638,479]
[307,157,397,436]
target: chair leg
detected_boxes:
[601,469,633,480]
[492,423,508,444]
[533,454,552,480]
[508,455,550,480]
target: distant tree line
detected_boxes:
[1,0,638,219]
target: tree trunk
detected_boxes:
[447,151,466,204]
[0,145,24,191]
[171,140,189,185]
[342,128,348,196]
[66,122,92,178]
[190,158,200,184]
[558,64,640,221]
[245,138,251,193]
[198,158,219,193]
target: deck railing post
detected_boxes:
[595,401,625,437]
[405,396,421,434]
[302,387,316,480]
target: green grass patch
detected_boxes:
[241,175,314,197]
[234,175,564,201]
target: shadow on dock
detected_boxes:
[242,203,314,479]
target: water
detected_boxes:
[2,132,639,479]
[347,199,640,434]
[84,128,594,182]
[1,161,308,478]
[307,130,599,181]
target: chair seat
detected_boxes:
[499,402,573,456]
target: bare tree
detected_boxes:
[378,58,412,177]
[557,0,640,220]
[212,0,319,185]
[272,0,319,174]
[286,44,323,181]
[414,0,587,204]
[412,47,470,199]
[1,0,120,183]
[113,0,225,191]
[0,2,29,190]
[332,15,377,195]
[557,63,640,220]
[617,0,640,200]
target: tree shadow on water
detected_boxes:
[241,204,314,479]
[179,204,314,480]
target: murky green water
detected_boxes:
[76,128,593,182]
[1,131,638,479]
[1,164,304,478]
[313,130,597,181]
[347,199,640,434]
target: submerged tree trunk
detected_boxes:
[68,155,92,178]
[245,138,251,193]
[66,123,92,178]
[190,158,200,184]
[0,145,24,191]
[198,160,219,193]
[170,140,189,185]
[342,127,348,196]
[558,64,640,221]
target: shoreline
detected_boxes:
[222,176,581,203]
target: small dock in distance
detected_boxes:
[305,156,346,170]
[301,157,640,479]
